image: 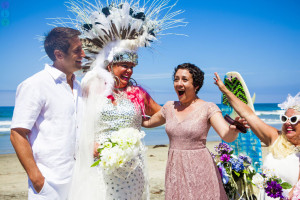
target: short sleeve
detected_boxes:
[161,101,172,119]
[11,81,44,130]
[207,102,222,120]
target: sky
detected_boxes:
[0,0,299,106]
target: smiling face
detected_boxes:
[173,69,198,104]
[62,37,85,73]
[55,36,85,75]
[110,62,135,88]
[282,108,300,145]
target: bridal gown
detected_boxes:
[94,96,148,200]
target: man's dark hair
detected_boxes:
[173,63,205,94]
[44,27,81,61]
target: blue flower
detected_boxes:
[217,163,229,184]
[230,158,245,172]
[238,154,252,164]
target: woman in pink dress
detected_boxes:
[143,63,242,199]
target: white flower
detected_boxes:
[252,173,265,189]
[103,142,113,149]
[93,128,145,174]
[262,168,277,179]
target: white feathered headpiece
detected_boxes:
[52,0,185,96]
[52,0,186,71]
[278,92,300,112]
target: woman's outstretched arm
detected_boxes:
[142,110,166,128]
[210,112,240,143]
[213,72,279,146]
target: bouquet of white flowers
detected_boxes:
[91,128,145,174]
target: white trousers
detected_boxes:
[28,178,71,200]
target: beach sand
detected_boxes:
[0,141,269,200]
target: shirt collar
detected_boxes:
[45,64,76,81]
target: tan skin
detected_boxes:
[10,36,85,193]
[143,69,242,143]
[93,62,161,157]
[214,72,300,199]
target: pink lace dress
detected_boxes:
[161,101,227,200]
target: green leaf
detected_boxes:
[91,159,101,167]
[233,171,240,177]
[277,179,282,184]
[281,182,292,189]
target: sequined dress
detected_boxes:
[161,101,228,200]
[94,94,148,200]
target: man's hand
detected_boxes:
[10,128,45,193]
[31,174,45,193]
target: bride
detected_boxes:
[63,0,185,199]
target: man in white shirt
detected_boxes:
[10,27,85,200]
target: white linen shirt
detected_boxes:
[11,64,82,184]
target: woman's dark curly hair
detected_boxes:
[173,63,205,94]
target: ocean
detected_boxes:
[0,103,283,154]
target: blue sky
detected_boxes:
[0,0,299,106]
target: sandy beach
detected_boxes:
[0,142,269,200]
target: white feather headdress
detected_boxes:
[278,92,300,112]
[50,0,186,96]
[51,0,186,72]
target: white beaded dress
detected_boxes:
[94,93,148,200]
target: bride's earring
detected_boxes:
[114,76,121,87]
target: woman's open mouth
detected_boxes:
[121,75,130,81]
[286,126,295,133]
[178,90,185,96]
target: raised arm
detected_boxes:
[10,128,45,193]
[213,72,278,146]
[210,112,240,143]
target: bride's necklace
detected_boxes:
[112,87,127,101]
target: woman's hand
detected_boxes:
[94,142,100,158]
[213,72,227,93]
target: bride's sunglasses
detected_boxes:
[280,114,300,125]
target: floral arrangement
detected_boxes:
[252,168,292,199]
[91,127,145,174]
[212,143,257,200]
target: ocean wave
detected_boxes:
[0,121,11,126]
[255,110,284,116]
[261,119,282,125]
[0,128,10,132]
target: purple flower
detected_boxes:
[210,152,216,159]
[239,154,252,164]
[220,154,231,162]
[265,181,284,199]
[214,143,233,154]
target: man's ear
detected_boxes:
[54,50,64,60]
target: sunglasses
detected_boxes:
[280,115,300,125]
